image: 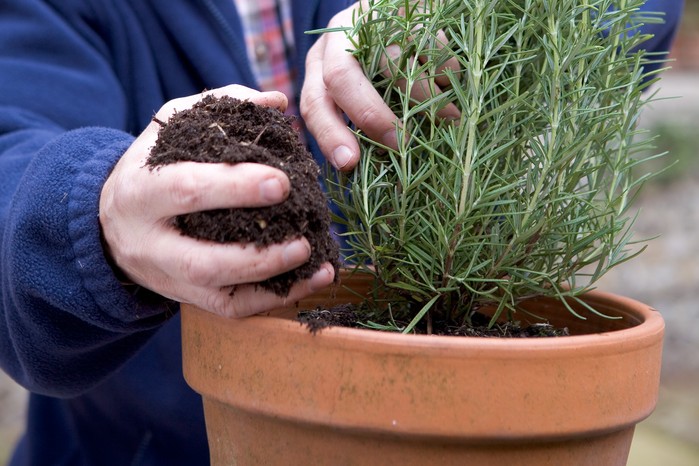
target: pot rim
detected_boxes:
[182,272,665,439]
[251,283,664,357]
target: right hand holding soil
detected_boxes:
[99,85,336,318]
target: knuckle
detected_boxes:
[304,41,322,68]
[180,248,213,286]
[168,170,204,210]
[384,43,403,61]
[204,292,233,317]
[111,241,147,283]
[322,62,353,93]
[300,91,328,122]
[118,242,142,268]
[313,124,340,152]
[107,174,145,219]
[247,255,276,282]
[211,288,257,319]
[353,105,383,130]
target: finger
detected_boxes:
[301,38,361,171]
[302,2,400,171]
[322,30,399,148]
[191,262,336,318]
[210,85,288,113]
[396,3,460,89]
[140,162,291,219]
[417,29,461,89]
[382,44,460,121]
[149,233,313,288]
[155,85,288,124]
[388,4,461,117]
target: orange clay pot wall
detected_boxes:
[181,270,664,466]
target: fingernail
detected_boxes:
[260,178,286,202]
[332,145,354,169]
[283,240,310,267]
[382,129,398,149]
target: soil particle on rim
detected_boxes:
[297,303,359,335]
[146,95,339,297]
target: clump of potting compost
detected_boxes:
[147,95,339,296]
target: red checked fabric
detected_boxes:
[233,0,299,121]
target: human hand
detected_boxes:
[301,1,461,172]
[99,85,335,318]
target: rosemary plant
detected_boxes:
[326,0,665,333]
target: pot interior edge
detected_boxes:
[262,285,661,339]
[514,292,649,335]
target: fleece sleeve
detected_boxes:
[0,1,175,397]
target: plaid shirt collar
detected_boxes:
[233,0,298,117]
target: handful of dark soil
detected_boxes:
[147,95,339,297]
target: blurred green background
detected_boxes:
[591,2,699,463]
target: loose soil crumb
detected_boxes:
[297,303,359,335]
[298,304,569,337]
[446,310,570,337]
[147,95,339,296]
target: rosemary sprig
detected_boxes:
[325,0,663,332]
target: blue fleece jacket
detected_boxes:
[0,0,683,465]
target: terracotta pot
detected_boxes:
[181,270,664,465]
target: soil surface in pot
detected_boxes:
[147,95,339,297]
[298,304,570,338]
